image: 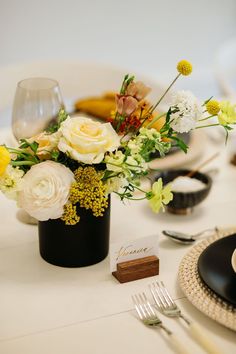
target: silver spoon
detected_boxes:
[162,227,219,244]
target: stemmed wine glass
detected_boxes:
[12,77,64,141]
[11,78,64,224]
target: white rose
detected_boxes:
[18,161,74,221]
[58,116,120,164]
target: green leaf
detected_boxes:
[46,108,68,133]
[171,136,188,153]
[203,96,213,106]
[19,139,39,153]
[126,76,135,85]
[51,150,60,160]
[165,108,172,124]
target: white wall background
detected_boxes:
[0,0,236,94]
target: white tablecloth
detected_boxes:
[0,126,236,354]
[0,60,236,353]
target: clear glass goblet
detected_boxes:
[11,78,64,224]
[12,77,64,141]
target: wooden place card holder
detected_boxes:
[112,255,159,283]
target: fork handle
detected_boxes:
[189,322,223,354]
[169,334,191,354]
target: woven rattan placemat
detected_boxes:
[178,227,236,331]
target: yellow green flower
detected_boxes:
[148,178,173,213]
[218,101,236,125]
[206,100,220,115]
[0,146,11,176]
[177,60,192,76]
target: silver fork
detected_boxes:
[132,292,191,354]
[149,281,223,354]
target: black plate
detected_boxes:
[198,234,236,306]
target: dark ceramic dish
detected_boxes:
[198,234,236,306]
[154,169,212,214]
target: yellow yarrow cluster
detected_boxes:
[206,100,220,115]
[61,166,108,225]
[61,203,80,225]
[177,60,192,76]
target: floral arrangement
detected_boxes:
[0,60,235,225]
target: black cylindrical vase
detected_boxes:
[38,202,110,267]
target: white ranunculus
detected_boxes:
[18,161,74,221]
[58,116,120,164]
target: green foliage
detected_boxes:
[170,135,188,153]
[120,74,135,94]
[19,139,39,153]
[8,143,40,173]
[46,109,68,133]
[223,125,233,144]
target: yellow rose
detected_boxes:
[0,146,11,176]
[58,116,120,164]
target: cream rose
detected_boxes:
[27,131,61,159]
[18,161,74,221]
[58,116,120,164]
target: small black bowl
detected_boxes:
[154,169,212,215]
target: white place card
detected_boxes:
[109,234,159,272]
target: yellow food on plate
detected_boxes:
[74,92,116,120]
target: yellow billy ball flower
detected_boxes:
[206,100,220,115]
[0,146,11,176]
[177,60,192,76]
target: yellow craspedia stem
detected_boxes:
[177,60,192,76]
[0,146,11,176]
[206,100,220,115]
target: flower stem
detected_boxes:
[146,112,166,128]
[130,183,148,194]
[196,123,220,129]
[11,160,36,166]
[148,73,181,115]
[198,115,215,122]
[115,192,147,201]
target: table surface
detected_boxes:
[1,128,236,354]
[0,63,236,354]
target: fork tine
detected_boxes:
[160,281,175,306]
[134,294,148,319]
[158,281,174,307]
[132,292,158,321]
[142,292,156,317]
[155,281,171,309]
[139,292,153,318]
[132,295,144,320]
[149,283,163,310]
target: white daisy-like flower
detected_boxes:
[169,90,203,133]
[0,165,24,200]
